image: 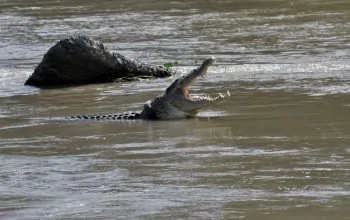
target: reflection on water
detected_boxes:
[0,0,350,219]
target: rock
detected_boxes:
[24,35,174,88]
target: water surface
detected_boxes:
[1,0,350,219]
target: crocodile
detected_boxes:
[68,57,230,120]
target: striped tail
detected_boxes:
[68,112,141,120]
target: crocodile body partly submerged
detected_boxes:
[69,57,230,120]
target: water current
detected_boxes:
[1,0,350,219]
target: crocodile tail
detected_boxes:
[68,112,141,120]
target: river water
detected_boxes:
[1,0,350,219]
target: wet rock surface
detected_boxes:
[24,35,174,88]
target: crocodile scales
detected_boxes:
[68,57,230,120]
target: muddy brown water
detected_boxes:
[1,0,350,219]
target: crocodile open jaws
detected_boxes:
[69,57,230,120]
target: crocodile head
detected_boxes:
[142,57,230,119]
